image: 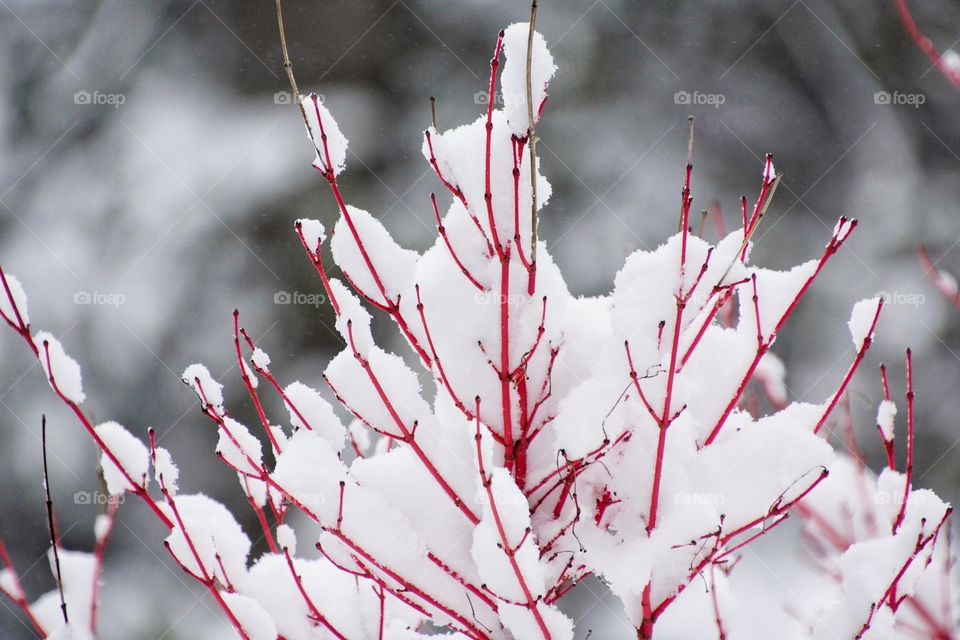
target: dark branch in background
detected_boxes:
[526,0,539,294]
[275,0,305,118]
[42,415,69,626]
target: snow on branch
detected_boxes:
[0,7,955,640]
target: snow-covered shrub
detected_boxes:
[0,16,955,640]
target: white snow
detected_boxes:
[764,158,776,181]
[33,331,85,403]
[32,549,96,636]
[250,347,271,370]
[164,494,251,585]
[240,357,258,389]
[94,421,149,495]
[942,49,960,75]
[301,93,348,176]
[216,417,263,476]
[500,23,556,135]
[44,623,93,640]
[876,399,897,441]
[0,568,21,599]
[7,18,945,640]
[94,515,111,544]
[282,381,346,446]
[940,270,960,297]
[848,297,882,347]
[276,524,296,554]
[153,446,179,494]
[182,363,223,414]
[296,218,326,252]
[0,272,29,327]
[220,592,277,640]
[329,205,418,308]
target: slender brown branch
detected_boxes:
[526,0,540,292]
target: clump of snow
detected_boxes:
[328,279,374,354]
[301,93,348,176]
[164,494,251,584]
[940,270,960,297]
[471,467,574,639]
[44,623,94,640]
[220,592,277,640]
[153,446,179,494]
[283,381,345,446]
[182,363,223,414]
[743,261,818,342]
[250,347,271,370]
[94,421,149,495]
[296,218,326,252]
[270,430,347,521]
[876,399,897,441]
[330,205,418,307]
[500,23,556,135]
[848,297,881,347]
[216,417,263,476]
[93,514,111,543]
[33,331,85,403]
[764,158,776,181]
[756,351,787,406]
[0,568,21,599]
[276,524,296,554]
[33,549,96,635]
[0,272,29,327]
[942,49,960,75]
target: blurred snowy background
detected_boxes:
[0,0,958,638]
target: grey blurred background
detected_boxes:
[0,0,958,638]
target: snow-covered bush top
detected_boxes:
[0,17,953,640]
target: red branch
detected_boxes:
[704,218,857,446]
[894,0,960,89]
[473,397,552,639]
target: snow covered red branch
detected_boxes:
[0,8,955,640]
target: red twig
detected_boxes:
[473,397,552,639]
[919,244,960,310]
[893,349,915,534]
[346,321,479,524]
[893,0,960,89]
[431,193,486,291]
[294,220,341,315]
[0,537,47,636]
[813,298,883,433]
[704,218,857,445]
[303,94,432,366]
[90,497,119,635]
